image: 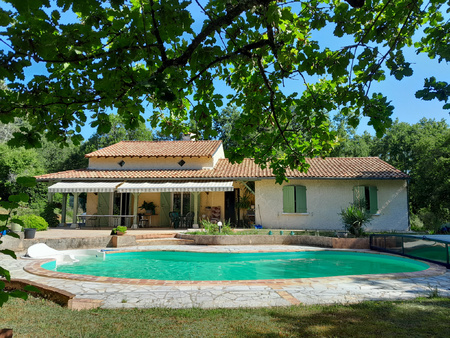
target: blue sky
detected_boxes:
[2,1,448,140]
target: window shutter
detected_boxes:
[97,193,110,226]
[353,186,365,209]
[369,186,378,214]
[295,185,307,213]
[160,192,171,226]
[283,186,295,213]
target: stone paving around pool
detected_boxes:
[1,245,450,310]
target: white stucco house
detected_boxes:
[36,139,410,231]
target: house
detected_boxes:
[35,139,410,231]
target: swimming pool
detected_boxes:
[41,250,429,281]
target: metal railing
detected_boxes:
[370,234,450,268]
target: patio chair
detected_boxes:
[138,214,149,228]
[184,211,195,228]
[169,212,180,228]
[86,214,98,228]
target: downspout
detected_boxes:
[407,178,411,231]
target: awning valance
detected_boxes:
[117,181,234,193]
[48,182,122,193]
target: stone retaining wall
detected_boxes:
[1,233,370,251]
[0,233,117,252]
[177,234,370,249]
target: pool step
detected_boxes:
[134,233,177,240]
[135,238,194,246]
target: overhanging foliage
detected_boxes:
[0,0,449,182]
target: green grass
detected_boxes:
[1,297,449,337]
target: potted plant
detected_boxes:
[17,214,49,239]
[112,225,127,236]
[9,222,22,233]
[139,201,157,215]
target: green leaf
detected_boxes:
[0,250,17,260]
[24,285,41,293]
[17,176,37,188]
[8,289,28,300]
[51,10,61,24]
[0,292,9,307]
[0,267,11,281]
[8,193,29,203]
[0,8,13,26]
[6,232,20,239]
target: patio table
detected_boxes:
[77,215,135,227]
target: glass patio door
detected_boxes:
[173,192,191,215]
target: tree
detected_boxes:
[0,0,449,182]
[0,143,45,201]
[329,115,374,157]
[212,105,259,155]
[83,113,154,153]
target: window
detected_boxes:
[353,186,378,214]
[283,185,307,213]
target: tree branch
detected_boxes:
[148,0,167,62]
[157,0,271,73]
[184,39,270,88]
[257,56,297,156]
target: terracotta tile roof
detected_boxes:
[36,169,215,180]
[213,157,409,179]
[36,157,408,181]
[85,140,222,158]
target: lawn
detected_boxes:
[1,297,449,337]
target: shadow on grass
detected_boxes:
[1,297,450,337]
[234,299,450,337]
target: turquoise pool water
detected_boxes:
[41,251,429,281]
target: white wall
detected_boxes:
[212,144,225,168]
[88,156,214,170]
[255,179,409,231]
[88,144,226,170]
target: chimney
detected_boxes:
[181,133,196,141]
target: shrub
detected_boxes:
[417,208,442,234]
[17,214,48,231]
[112,225,127,234]
[40,202,60,227]
[410,212,424,232]
[339,204,372,237]
[201,220,234,235]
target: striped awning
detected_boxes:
[48,181,122,193]
[117,181,234,193]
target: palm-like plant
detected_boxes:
[339,204,372,237]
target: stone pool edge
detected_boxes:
[22,247,446,287]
